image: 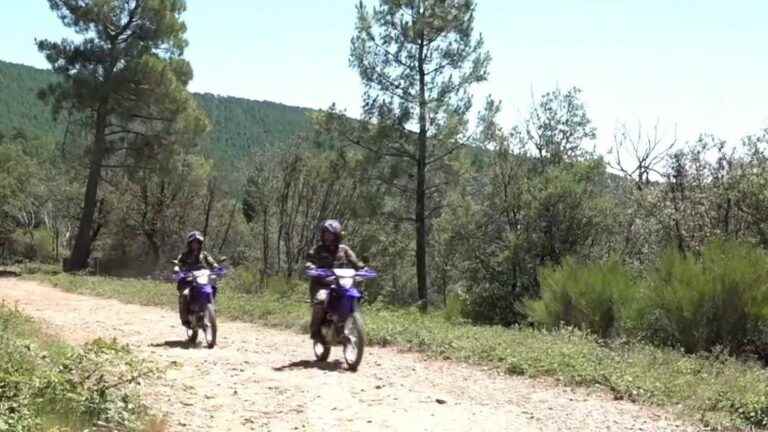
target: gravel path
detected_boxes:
[0,278,698,432]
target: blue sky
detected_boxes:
[3,1,768,154]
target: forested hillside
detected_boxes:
[0,60,312,162]
[0,60,62,138]
[195,93,313,161]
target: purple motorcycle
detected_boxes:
[305,267,378,371]
[172,260,227,348]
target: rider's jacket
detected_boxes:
[176,250,218,272]
[305,243,365,290]
[305,243,365,270]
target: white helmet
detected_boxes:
[187,231,204,244]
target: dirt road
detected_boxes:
[0,278,697,431]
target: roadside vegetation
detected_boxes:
[25,264,768,431]
[0,302,160,431]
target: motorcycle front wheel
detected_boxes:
[187,327,199,345]
[204,303,217,349]
[343,312,365,371]
[313,336,331,362]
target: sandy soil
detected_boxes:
[0,278,699,432]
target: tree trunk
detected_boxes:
[261,206,270,285]
[146,233,160,267]
[442,264,448,307]
[415,27,429,313]
[54,225,60,260]
[202,177,215,238]
[66,108,107,271]
[217,200,238,254]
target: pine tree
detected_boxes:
[350,0,490,311]
[37,0,208,271]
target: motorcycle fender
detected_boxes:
[189,284,215,310]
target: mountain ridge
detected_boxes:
[0,59,314,161]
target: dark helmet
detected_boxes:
[187,231,204,245]
[320,219,343,244]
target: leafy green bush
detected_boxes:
[523,257,642,337]
[462,280,525,326]
[0,305,157,431]
[226,263,260,294]
[7,230,57,264]
[442,293,468,324]
[644,240,768,354]
[525,241,768,358]
[15,261,60,275]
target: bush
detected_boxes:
[523,257,641,338]
[442,293,468,324]
[524,241,768,357]
[7,229,57,264]
[644,240,768,354]
[225,263,262,294]
[0,305,157,431]
[462,280,527,326]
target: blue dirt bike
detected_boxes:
[172,261,227,349]
[305,267,378,371]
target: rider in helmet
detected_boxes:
[304,219,366,341]
[175,231,218,328]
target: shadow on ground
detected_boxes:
[273,359,346,373]
[150,340,195,350]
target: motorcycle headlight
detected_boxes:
[338,277,354,289]
[195,275,210,285]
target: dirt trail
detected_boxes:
[0,279,697,432]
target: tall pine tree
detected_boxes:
[350,0,490,310]
[37,0,208,271]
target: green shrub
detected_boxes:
[644,240,768,354]
[462,281,525,326]
[17,262,60,275]
[8,229,57,264]
[0,304,157,431]
[523,257,641,338]
[525,241,768,357]
[442,293,468,324]
[226,263,261,294]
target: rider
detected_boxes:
[305,219,366,341]
[174,231,219,328]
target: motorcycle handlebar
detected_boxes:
[304,267,378,280]
[172,266,227,282]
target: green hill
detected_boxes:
[0,60,62,138]
[195,92,314,161]
[0,60,313,160]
